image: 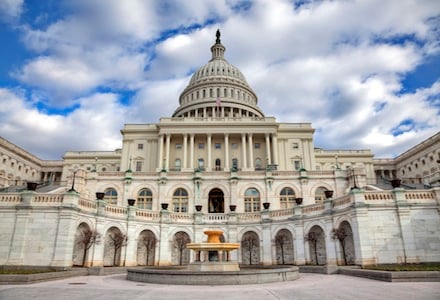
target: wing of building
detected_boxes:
[0,31,439,269]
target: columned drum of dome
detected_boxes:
[173,30,265,118]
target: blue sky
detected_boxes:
[0,0,439,160]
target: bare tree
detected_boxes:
[108,231,128,266]
[76,228,101,267]
[333,227,348,265]
[275,234,288,265]
[242,235,258,265]
[174,232,190,265]
[140,234,156,266]
[305,231,320,265]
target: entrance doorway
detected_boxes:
[208,188,224,213]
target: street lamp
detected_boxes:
[348,166,358,190]
[68,168,78,192]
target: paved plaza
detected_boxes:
[0,273,439,300]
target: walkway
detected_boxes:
[1,273,439,300]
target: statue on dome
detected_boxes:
[216,29,221,44]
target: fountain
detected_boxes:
[127,229,299,285]
[186,229,240,271]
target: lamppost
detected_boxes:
[68,168,78,192]
[348,166,358,190]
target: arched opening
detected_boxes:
[334,221,355,265]
[241,231,260,265]
[275,229,294,265]
[136,230,156,266]
[208,188,224,213]
[244,188,260,212]
[305,225,326,265]
[215,158,221,171]
[103,227,127,266]
[172,231,191,265]
[72,222,99,267]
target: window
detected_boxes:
[255,158,262,170]
[314,187,327,204]
[175,159,181,171]
[231,143,238,149]
[173,188,188,212]
[137,188,153,210]
[198,158,205,170]
[254,143,260,149]
[198,143,204,149]
[292,143,299,149]
[215,158,221,171]
[232,158,238,171]
[294,160,301,171]
[137,143,144,150]
[244,188,260,212]
[136,161,142,172]
[176,143,182,149]
[104,188,118,205]
[215,143,221,149]
[280,187,295,209]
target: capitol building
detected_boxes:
[0,31,439,269]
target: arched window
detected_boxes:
[280,187,295,208]
[215,158,221,171]
[104,188,118,205]
[175,159,181,171]
[173,188,188,213]
[314,187,327,203]
[244,188,260,212]
[137,188,153,210]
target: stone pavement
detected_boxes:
[0,273,439,300]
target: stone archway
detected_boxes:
[208,188,224,213]
[137,230,157,266]
[275,229,294,265]
[306,225,327,265]
[72,222,91,267]
[103,227,126,266]
[241,231,260,265]
[334,221,355,265]
[172,231,191,265]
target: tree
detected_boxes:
[76,228,101,267]
[140,233,156,266]
[275,234,288,265]
[174,232,190,265]
[333,227,348,265]
[108,231,128,266]
[242,235,258,265]
[305,231,320,265]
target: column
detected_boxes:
[265,134,271,165]
[241,134,247,170]
[248,133,254,170]
[165,134,171,171]
[190,134,195,170]
[207,134,212,171]
[51,210,79,267]
[272,134,278,166]
[224,134,230,170]
[157,135,164,169]
[183,134,188,169]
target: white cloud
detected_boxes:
[0,0,23,22]
[1,0,439,159]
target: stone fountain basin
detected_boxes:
[126,266,299,285]
[186,242,240,250]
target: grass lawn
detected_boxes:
[363,264,440,272]
[0,269,59,275]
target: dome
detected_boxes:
[172,30,264,118]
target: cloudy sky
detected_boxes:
[0,0,439,160]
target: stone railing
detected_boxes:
[237,212,261,223]
[269,208,294,220]
[170,212,193,223]
[33,194,64,204]
[78,198,97,211]
[105,204,127,217]
[0,193,21,204]
[203,213,228,223]
[405,191,436,204]
[302,203,325,215]
[136,210,161,221]
[364,191,394,202]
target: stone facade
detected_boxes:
[0,31,439,269]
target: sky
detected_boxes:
[0,0,439,160]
